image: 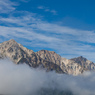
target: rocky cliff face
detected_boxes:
[60,57,95,75]
[0,39,63,73]
[0,39,95,75]
[69,56,95,74]
[37,50,95,75]
[36,50,61,66]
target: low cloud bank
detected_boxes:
[0,59,95,95]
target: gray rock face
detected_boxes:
[0,39,95,75]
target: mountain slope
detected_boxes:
[36,50,61,66]
[37,50,95,75]
[70,56,95,71]
[0,39,63,73]
[0,39,95,75]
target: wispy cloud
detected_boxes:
[0,14,95,61]
[37,6,57,15]
[0,0,17,13]
[37,6,44,9]
[20,0,30,2]
[51,10,57,15]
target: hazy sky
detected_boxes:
[0,0,95,62]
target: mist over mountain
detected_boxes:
[0,39,95,75]
[0,59,95,95]
[0,0,95,94]
[0,40,95,95]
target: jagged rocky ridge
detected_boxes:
[0,39,63,73]
[0,39,95,75]
[37,50,95,75]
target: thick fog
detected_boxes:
[0,59,95,95]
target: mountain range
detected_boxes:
[0,39,95,75]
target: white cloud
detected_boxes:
[37,6,44,9]
[0,0,17,13]
[51,10,57,15]
[37,6,57,15]
[0,13,95,62]
[0,59,95,95]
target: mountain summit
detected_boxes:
[0,39,95,75]
[0,39,63,73]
